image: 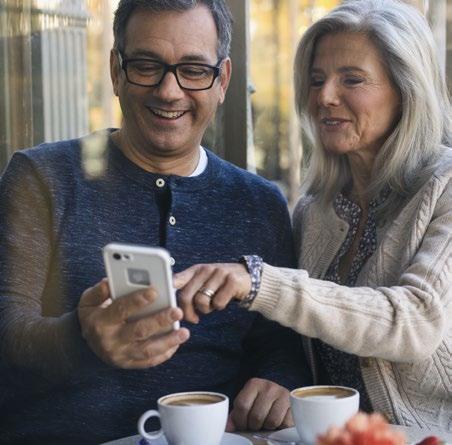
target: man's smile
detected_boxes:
[147,107,187,120]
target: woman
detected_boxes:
[174,0,452,429]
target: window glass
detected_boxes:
[250,0,451,205]
[250,0,340,204]
[0,0,450,194]
[0,0,120,168]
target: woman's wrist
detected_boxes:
[239,255,263,309]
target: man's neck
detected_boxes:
[112,130,201,176]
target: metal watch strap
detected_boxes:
[239,255,263,309]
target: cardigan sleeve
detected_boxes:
[0,152,97,384]
[250,177,452,363]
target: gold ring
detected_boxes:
[198,287,216,299]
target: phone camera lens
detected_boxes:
[113,253,121,260]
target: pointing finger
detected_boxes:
[173,266,198,289]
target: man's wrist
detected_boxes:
[239,255,263,309]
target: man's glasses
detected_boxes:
[117,51,223,91]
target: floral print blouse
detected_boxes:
[314,189,389,412]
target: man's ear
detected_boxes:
[218,57,232,104]
[110,49,120,97]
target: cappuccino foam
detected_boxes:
[293,387,355,400]
[161,394,224,407]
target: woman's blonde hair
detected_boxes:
[295,0,452,212]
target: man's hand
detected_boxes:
[227,378,293,431]
[77,279,190,368]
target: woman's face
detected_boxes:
[308,32,401,162]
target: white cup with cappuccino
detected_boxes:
[138,391,228,445]
[290,385,359,444]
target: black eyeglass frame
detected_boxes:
[117,51,224,91]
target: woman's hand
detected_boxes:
[173,263,252,323]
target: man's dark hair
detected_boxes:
[113,0,233,59]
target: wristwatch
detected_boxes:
[239,255,263,309]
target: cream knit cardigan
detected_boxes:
[250,151,452,430]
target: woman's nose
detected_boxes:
[317,80,340,107]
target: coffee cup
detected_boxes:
[290,385,359,444]
[138,391,228,445]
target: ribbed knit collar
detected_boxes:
[106,129,221,192]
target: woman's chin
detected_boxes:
[323,145,352,156]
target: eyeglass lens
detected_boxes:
[126,60,218,90]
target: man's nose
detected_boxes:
[317,80,340,107]
[154,71,185,101]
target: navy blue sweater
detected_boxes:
[0,131,309,444]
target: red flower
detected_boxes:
[317,412,406,445]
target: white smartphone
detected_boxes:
[103,243,179,331]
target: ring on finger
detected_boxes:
[197,287,216,299]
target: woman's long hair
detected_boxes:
[295,0,452,214]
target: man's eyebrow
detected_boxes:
[125,49,160,59]
[179,54,216,63]
[125,49,214,64]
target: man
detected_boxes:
[0,1,309,444]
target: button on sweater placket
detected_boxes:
[156,178,165,188]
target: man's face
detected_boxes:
[111,5,231,159]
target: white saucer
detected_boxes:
[267,427,411,445]
[220,433,252,445]
[267,426,452,445]
[267,427,303,444]
[142,432,251,445]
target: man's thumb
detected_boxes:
[79,278,110,307]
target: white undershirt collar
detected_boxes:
[189,146,208,177]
